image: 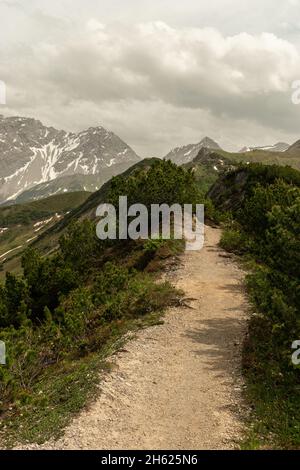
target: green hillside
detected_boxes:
[1,153,300,448]
[210,163,300,448]
[0,159,201,446]
[29,158,161,255]
[14,163,133,204]
[0,191,91,227]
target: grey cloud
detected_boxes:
[1,6,300,155]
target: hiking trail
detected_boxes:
[23,225,248,450]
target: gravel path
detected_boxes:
[22,225,248,450]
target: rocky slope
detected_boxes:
[13,163,132,204]
[164,137,222,164]
[0,115,140,203]
[239,142,289,153]
[189,147,234,172]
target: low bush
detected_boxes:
[217,164,300,448]
[0,159,195,444]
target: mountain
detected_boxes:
[0,191,91,274]
[238,142,289,153]
[286,139,300,154]
[208,164,300,212]
[188,147,234,172]
[0,191,91,228]
[164,137,222,164]
[28,153,232,258]
[0,115,140,203]
[12,162,133,204]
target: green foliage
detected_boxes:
[0,273,29,328]
[21,248,78,321]
[0,257,178,416]
[220,224,247,254]
[59,220,104,274]
[238,179,299,240]
[209,162,300,213]
[108,159,203,210]
[217,163,300,448]
[0,161,185,442]
[0,192,90,227]
[236,163,300,189]
[143,238,165,255]
[91,262,176,322]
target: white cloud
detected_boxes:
[1,16,300,155]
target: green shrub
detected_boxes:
[220,225,247,254]
[0,252,179,416]
[0,160,188,439]
[108,159,204,218]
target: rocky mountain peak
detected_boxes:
[0,115,140,203]
[164,136,222,164]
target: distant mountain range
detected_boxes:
[238,142,290,153]
[164,137,222,164]
[12,164,133,204]
[1,113,300,205]
[286,139,300,154]
[0,115,140,203]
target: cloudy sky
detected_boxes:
[1,0,300,156]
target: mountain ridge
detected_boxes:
[238,142,290,153]
[286,139,300,154]
[164,136,222,164]
[0,115,140,203]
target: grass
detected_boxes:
[0,309,170,448]
[240,313,300,450]
[220,226,300,449]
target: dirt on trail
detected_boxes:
[24,225,249,450]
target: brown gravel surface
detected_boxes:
[18,225,248,450]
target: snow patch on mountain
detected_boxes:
[164,137,222,164]
[239,142,289,153]
[0,116,140,202]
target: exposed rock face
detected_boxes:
[0,115,140,202]
[190,147,234,173]
[239,142,289,153]
[13,166,131,204]
[286,139,300,154]
[164,137,222,164]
